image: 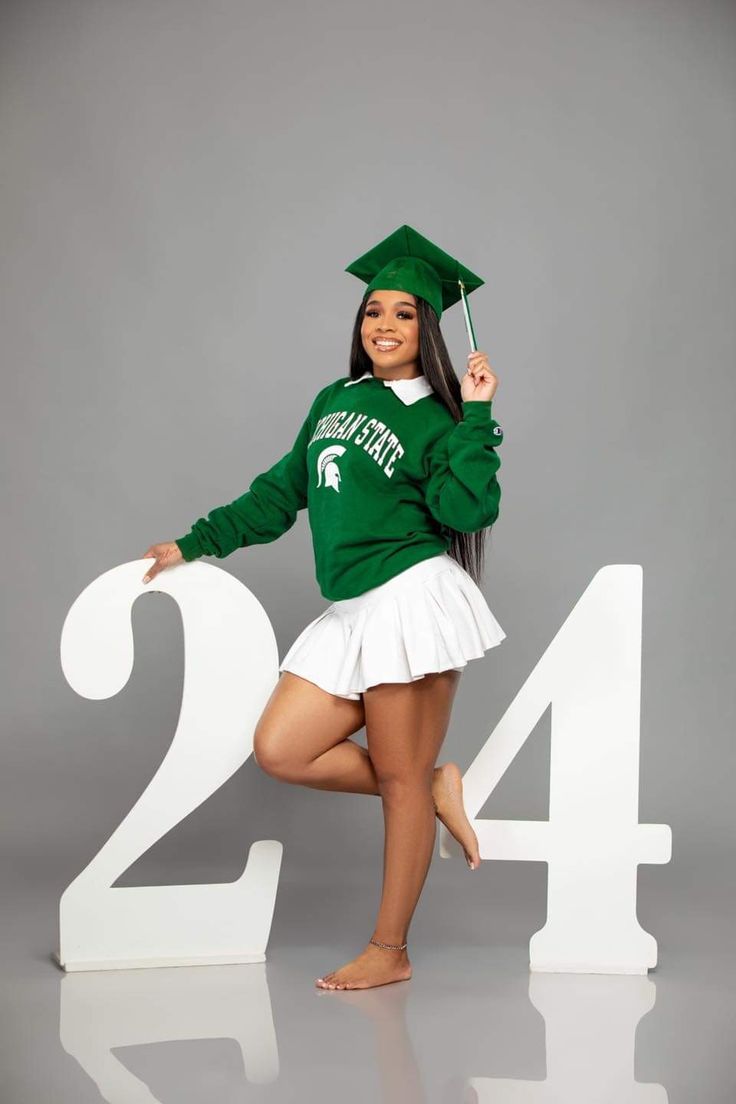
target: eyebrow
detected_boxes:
[365,299,417,309]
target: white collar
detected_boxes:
[344,370,433,406]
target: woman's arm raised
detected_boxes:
[423,399,504,534]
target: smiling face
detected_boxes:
[360,289,421,376]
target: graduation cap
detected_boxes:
[344,224,484,350]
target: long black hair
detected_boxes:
[347,292,492,585]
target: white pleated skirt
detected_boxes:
[279,552,506,700]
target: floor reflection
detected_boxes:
[58,948,668,1102]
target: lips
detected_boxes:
[373,339,401,350]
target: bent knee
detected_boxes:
[252,731,282,777]
[252,727,300,780]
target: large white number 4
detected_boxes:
[439,564,672,975]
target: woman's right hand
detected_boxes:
[141,542,184,584]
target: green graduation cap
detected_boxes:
[344,223,484,349]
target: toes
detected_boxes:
[322,974,351,990]
[316,972,344,989]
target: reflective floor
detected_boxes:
[2,878,734,1102]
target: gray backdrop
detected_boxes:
[1,0,734,1072]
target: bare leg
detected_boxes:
[255,672,479,867]
[316,669,461,990]
[253,672,373,793]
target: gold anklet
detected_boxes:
[369,937,408,951]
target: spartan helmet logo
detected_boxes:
[316,444,347,492]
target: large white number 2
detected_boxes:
[57,560,283,971]
[57,560,670,975]
[439,563,672,974]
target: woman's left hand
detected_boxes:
[461,351,498,402]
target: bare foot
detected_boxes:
[315,943,412,990]
[432,762,480,870]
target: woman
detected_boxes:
[141,225,506,991]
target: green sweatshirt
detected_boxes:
[174,371,504,600]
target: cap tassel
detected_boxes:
[458,278,478,352]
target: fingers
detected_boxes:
[465,368,494,387]
[465,351,498,396]
[461,352,499,405]
[142,541,183,584]
[142,543,166,584]
[142,561,158,584]
[467,367,493,384]
[466,350,492,381]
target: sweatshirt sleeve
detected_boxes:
[174,403,315,562]
[423,399,504,534]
